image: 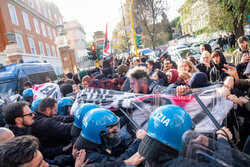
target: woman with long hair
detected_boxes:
[178,60,199,75]
[210,51,229,83]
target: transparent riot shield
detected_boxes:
[129,85,233,134]
[71,86,233,134]
[182,130,250,167]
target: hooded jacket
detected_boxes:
[210,52,229,83]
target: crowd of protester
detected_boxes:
[0,35,249,166]
[218,32,236,52]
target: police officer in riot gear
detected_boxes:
[22,88,33,104]
[75,108,146,165]
[138,105,193,166]
[70,103,99,143]
[137,105,250,167]
[57,97,73,115]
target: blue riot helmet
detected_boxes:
[57,97,73,115]
[23,88,33,103]
[31,98,42,112]
[70,103,99,142]
[75,108,121,150]
[138,105,193,159]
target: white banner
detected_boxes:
[32,83,61,100]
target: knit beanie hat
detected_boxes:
[169,69,179,84]
[189,72,210,88]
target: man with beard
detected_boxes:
[4,102,34,136]
[127,66,169,94]
[31,98,72,149]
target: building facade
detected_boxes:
[0,0,63,75]
[64,20,94,68]
[179,0,210,36]
[93,31,104,46]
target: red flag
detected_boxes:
[103,23,111,57]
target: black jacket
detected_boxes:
[31,111,72,148]
[218,37,224,46]
[45,154,75,167]
[6,123,67,159]
[196,62,213,80]
[236,62,248,79]
[85,138,141,164]
[6,124,32,136]
[210,52,230,83]
[0,112,6,127]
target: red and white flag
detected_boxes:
[103,23,111,57]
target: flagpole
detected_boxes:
[130,0,139,57]
[103,23,107,57]
[121,0,130,53]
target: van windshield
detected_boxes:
[0,80,17,94]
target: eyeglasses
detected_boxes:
[20,112,33,117]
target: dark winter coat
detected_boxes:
[31,111,72,148]
[236,62,248,79]
[6,123,68,159]
[84,161,125,167]
[218,37,224,46]
[235,79,250,98]
[7,124,32,136]
[196,62,213,80]
[45,154,75,167]
[84,138,141,164]
[0,112,6,127]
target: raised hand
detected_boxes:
[222,64,238,78]
[74,149,89,167]
[124,152,146,166]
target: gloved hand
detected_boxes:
[216,127,233,141]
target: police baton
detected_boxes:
[119,108,140,130]
[193,94,238,149]
[193,94,221,129]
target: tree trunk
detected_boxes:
[234,0,248,39]
[234,19,245,39]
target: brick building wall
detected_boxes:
[0,0,64,74]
